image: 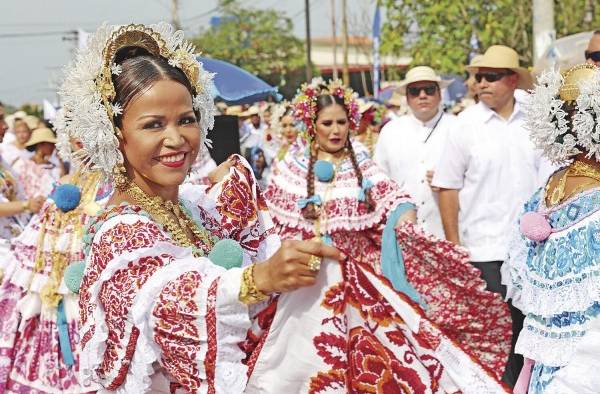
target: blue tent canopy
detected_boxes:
[197,56,281,105]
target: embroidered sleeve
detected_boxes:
[78,213,250,393]
[182,154,280,266]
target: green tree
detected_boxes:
[381,0,599,75]
[381,0,532,74]
[555,0,600,37]
[191,2,305,98]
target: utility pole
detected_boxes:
[532,0,555,69]
[341,0,349,86]
[305,0,313,81]
[331,0,338,80]
[171,0,181,30]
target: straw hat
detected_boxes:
[357,99,375,114]
[241,105,260,117]
[225,105,243,116]
[386,91,404,107]
[397,66,453,94]
[23,115,41,130]
[465,45,533,89]
[25,127,57,151]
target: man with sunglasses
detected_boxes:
[374,66,456,238]
[585,30,600,67]
[431,45,549,387]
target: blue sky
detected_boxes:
[0,0,377,106]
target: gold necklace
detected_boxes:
[546,160,600,206]
[124,181,215,256]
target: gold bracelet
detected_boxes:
[239,264,269,305]
[21,200,30,213]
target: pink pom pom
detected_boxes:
[520,211,552,242]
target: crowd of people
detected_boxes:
[0,22,598,394]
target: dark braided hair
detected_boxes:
[301,92,376,220]
[346,139,375,212]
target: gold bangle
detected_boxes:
[21,200,30,213]
[238,264,268,305]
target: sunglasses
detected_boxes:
[584,50,600,62]
[407,85,438,97]
[474,71,515,83]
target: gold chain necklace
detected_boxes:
[124,181,215,256]
[547,160,600,206]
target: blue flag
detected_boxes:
[372,5,381,99]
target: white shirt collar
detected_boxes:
[478,93,523,124]
[409,109,443,128]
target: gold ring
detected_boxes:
[308,255,322,271]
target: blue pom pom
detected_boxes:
[64,261,86,294]
[314,160,335,182]
[52,184,81,212]
[208,239,243,269]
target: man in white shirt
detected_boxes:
[239,106,267,156]
[432,45,542,386]
[374,66,455,238]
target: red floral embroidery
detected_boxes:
[217,169,257,231]
[153,271,204,393]
[347,327,428,394]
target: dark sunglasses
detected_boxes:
[584,50,600,62]
[407,85,438,97]
[474,71,515,83]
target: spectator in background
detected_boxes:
[12,127,63,199]
[585,29,600,67]
[239,105,267,155]
[2,118,32,166]
[375,66,456,238]
[432,45,544,387]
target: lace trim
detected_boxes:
[515,321,590,367]
[433,336,510,394]
[545,317,600,394]
[503,214,600,315]
[213,267,251,393]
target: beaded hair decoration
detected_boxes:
[54,22,215,178]
[526,63,600,164]
[292,77,360,139]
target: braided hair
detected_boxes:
[301,93,376,219]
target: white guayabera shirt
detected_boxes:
[432,96,554,262]
[374,110,457,239]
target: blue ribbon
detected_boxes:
[380,203,424,306]
[57,299,75,367]
[358,179,374,202]
[297,194,322,209]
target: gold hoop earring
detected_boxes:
[112,164,129,191]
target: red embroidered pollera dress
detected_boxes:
[265,141,512,381]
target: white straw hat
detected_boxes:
[465,45,533,89]
[398,66,453,94]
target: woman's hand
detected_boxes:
[253,239,342,294]
[207,158,234,184]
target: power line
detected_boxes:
[0,30,76,39]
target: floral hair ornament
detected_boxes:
[54,22,215,179]
[292,77,360,140]
[526,63,600,165]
